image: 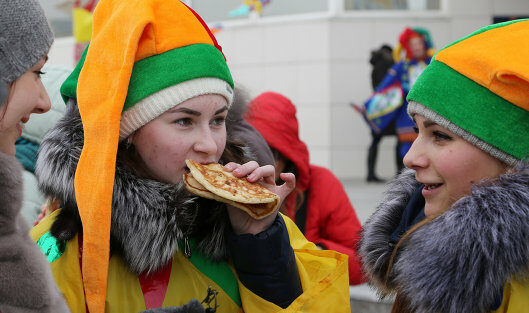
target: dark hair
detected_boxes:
[0,83,8,108]
[0,81,15,121]
[116,139,154,179]
[270,147,305,213]
[271,148,298,179]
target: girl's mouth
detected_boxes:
[17,121,25,136]
[424,184,442,191]
[422,183,443,198]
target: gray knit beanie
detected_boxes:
[0,0,54,85]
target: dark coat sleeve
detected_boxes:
[227,214,302,308]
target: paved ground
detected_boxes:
[341,178,388,224]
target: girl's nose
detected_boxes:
[33,80,51,114]
[193,128,218,156]
[403,138,428,170]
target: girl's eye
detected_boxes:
[34,70,46,77]
[211,116,226,127]
[412,126,419,134]
[174,118,192,126]
[433,131,452,141]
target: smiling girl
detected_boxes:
[30,1,350,312]
[360,20,529,313]
[0,0,70,312]
[0,57,50,154]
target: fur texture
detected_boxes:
[36,99,253,274]
[360,162,529,313]
[0,152,70,312]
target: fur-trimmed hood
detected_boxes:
[360,162,529,313]
[35,99,253,274]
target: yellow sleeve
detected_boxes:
[30,209,61,242]
[492,279,529,313]
[238,214,351,313]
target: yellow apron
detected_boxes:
[32,211,350,313]
[492,279,529,313]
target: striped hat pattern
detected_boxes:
[407,19,529,165]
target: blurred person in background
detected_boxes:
[363,27,434,172]
[352,44,400,182]
[246,91,365,285]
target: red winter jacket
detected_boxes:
[246,92,365,285]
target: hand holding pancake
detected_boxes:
[183,159,295,235]
[223,161,295,235]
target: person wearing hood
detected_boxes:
[30,1,350,312]
[360,20,529,313]
[0,0,70,312]
[246,91,365,285]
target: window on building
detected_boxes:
[37,0,442,39]
[260,0,329,17]
[344,0,440,10]
[191,0,329,22]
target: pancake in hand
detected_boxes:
[183,159,280,219]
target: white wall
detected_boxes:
[216,19,334,167]
[47,37,75,69]
[492,0,529,15]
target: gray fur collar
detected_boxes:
[0,152,23,237]
[360,162,529,313]
[0,152,70,312]
[36,100,250,274]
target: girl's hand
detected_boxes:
[223,161,295,235]
[34,198,60,226]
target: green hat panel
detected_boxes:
[60,43,233,111]
[407,60,529,161]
